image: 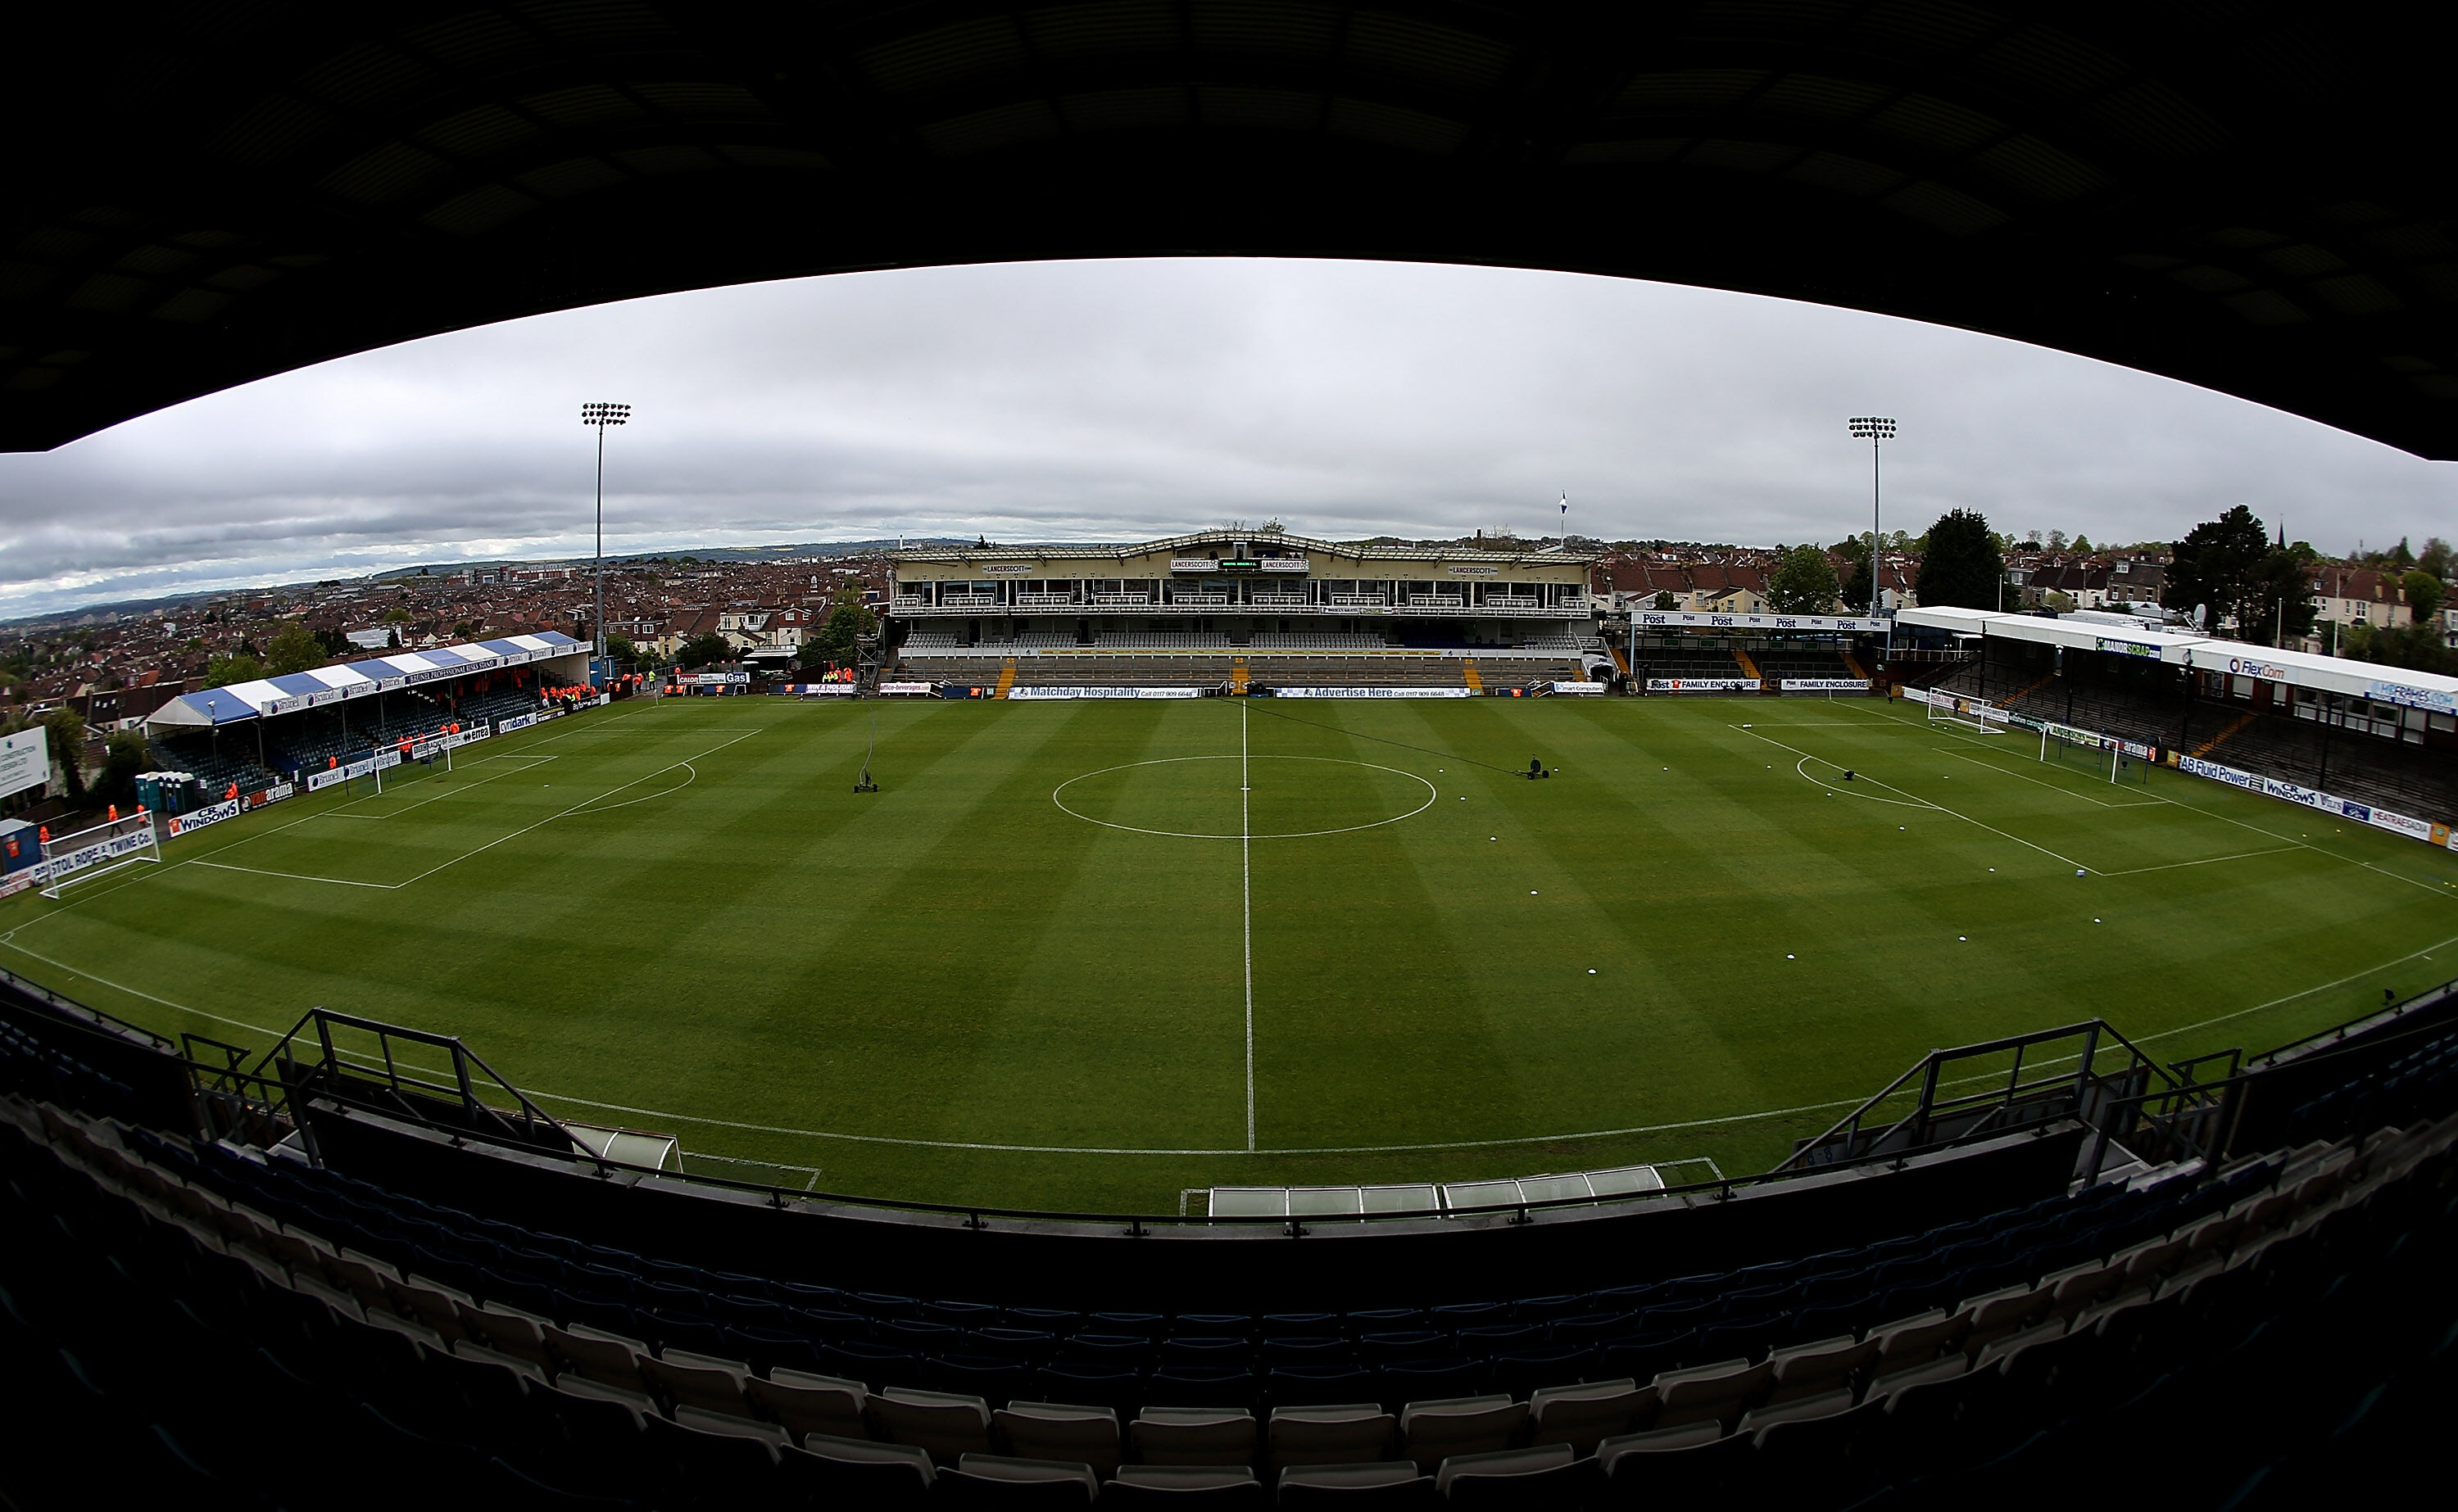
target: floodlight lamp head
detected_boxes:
[1848,416,1897,440]
[582,402,631,428]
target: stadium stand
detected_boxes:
[1929,643,2458,825]
[1249,633,1391,652]
[1633,648,1750,680]
[5,967,2456,1508]
[265,686,550,777]
[1755,651,1856,680]
[145,735,283,797]
[1094,633,1231,651]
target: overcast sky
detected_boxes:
[2,256,2451,619]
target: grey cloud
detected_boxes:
[2,258,2451,617]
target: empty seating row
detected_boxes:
[11,1084,2456,1509]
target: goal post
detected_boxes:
[37,811,161,899]
[2039,721,2151,785]
[1924,690,2010,735]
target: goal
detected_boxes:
[37,811,161,898]
[1925,692,2011,735]
[2040,722,2151,785]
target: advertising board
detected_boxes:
[1636,611,1888,632]
[306,749,403,793]
[0,727,46,799]
[1271,686,1475,699]
[1008,686,1206,699]
[164,799,242,839]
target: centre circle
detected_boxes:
[1052,754,1439,840]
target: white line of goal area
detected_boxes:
[1744,716,2353,884]
[321,754,558,820]
[189,728,760,892]
[1732,723,2100,874]
[1877,702,2458,906]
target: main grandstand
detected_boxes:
[887,530,1607,692]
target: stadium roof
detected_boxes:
[147,632,584,730]
[11,7,2458,455]
[1898,606,2458,711]
[892,527,1597,566]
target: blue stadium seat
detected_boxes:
[1146,1365,1260,1413]
[927,1353,1036,1406]
[726,1324,825,1378]
[1264,1364,1377,1410]
[1452,1323,1540,1356]
[1160,1335,1254,1365]
[1057,1333,1154,1368]
[1373,1358,1480,1407]
[1488,1346,1595,1400]
[1034,1363,1143,1413]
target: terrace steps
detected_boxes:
[2193,711,2257,758]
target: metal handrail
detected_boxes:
[0,966,178,1051]
[305,1090,2086,1234]
[1775,1019,2206,1175]
[238,1007,597,1170]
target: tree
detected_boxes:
[383,607,410,624]
[2248,548,2319,646]
[41,709,88,805]
[202,652,264,687]
[2046,529,2068,551]
[804,596,881,668]
[2343,619,2456,676]
[676,632,731,668]
[605,633,637,665]
[1832,535,1876,610]
[2071,534,2092,553]
[1767,545,1840,613]
[1916,509,2008,609]
[94,731,148,808]
[2402,569,2445,627]
[2418,536,2453,582]
[265,621,324,675]
[1652,591,1677,610]
[2166,505,2270,634]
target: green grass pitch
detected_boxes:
[6,692,2456,1214]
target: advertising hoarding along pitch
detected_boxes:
[1271,686,1475,698]
[2178,755,2440,844]
[1008,686,1205,699]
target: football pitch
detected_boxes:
[6,693,2456,1213]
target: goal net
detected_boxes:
[1924,691,2011,735]
[2040,722,2151,785]
[38,812,161,899]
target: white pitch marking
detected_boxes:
[1242,700,1255,1154]
[1050,755,1436,840]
